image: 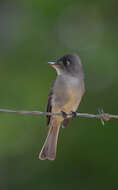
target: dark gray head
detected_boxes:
[47,53,83,77]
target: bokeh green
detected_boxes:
[0,0,118,189]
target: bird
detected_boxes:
[39,53,85,160]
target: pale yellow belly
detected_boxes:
[52,88,82,114]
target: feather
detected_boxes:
[62,119,70,128]
[46,80,56,126]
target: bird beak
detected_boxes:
[46,62,56,66]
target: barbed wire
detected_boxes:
[0,108,118,125]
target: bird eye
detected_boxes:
[66,60,70,66]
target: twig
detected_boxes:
[0,108,117,125]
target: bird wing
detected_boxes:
[46,80,55,126]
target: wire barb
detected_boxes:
[98,108,105,125]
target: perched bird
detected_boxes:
[39,53,85,160]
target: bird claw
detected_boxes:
[61,111,67,118]
[61,111,77,119]
[71,111,77,118]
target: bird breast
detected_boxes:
[52,75,84,113]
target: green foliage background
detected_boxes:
[0,0,118,189]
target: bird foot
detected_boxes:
[71,111,77,118]
[61,111,67,118]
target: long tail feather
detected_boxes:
[39,120,60,160]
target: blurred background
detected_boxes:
[0,0,118,189]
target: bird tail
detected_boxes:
[39,119,60,160]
